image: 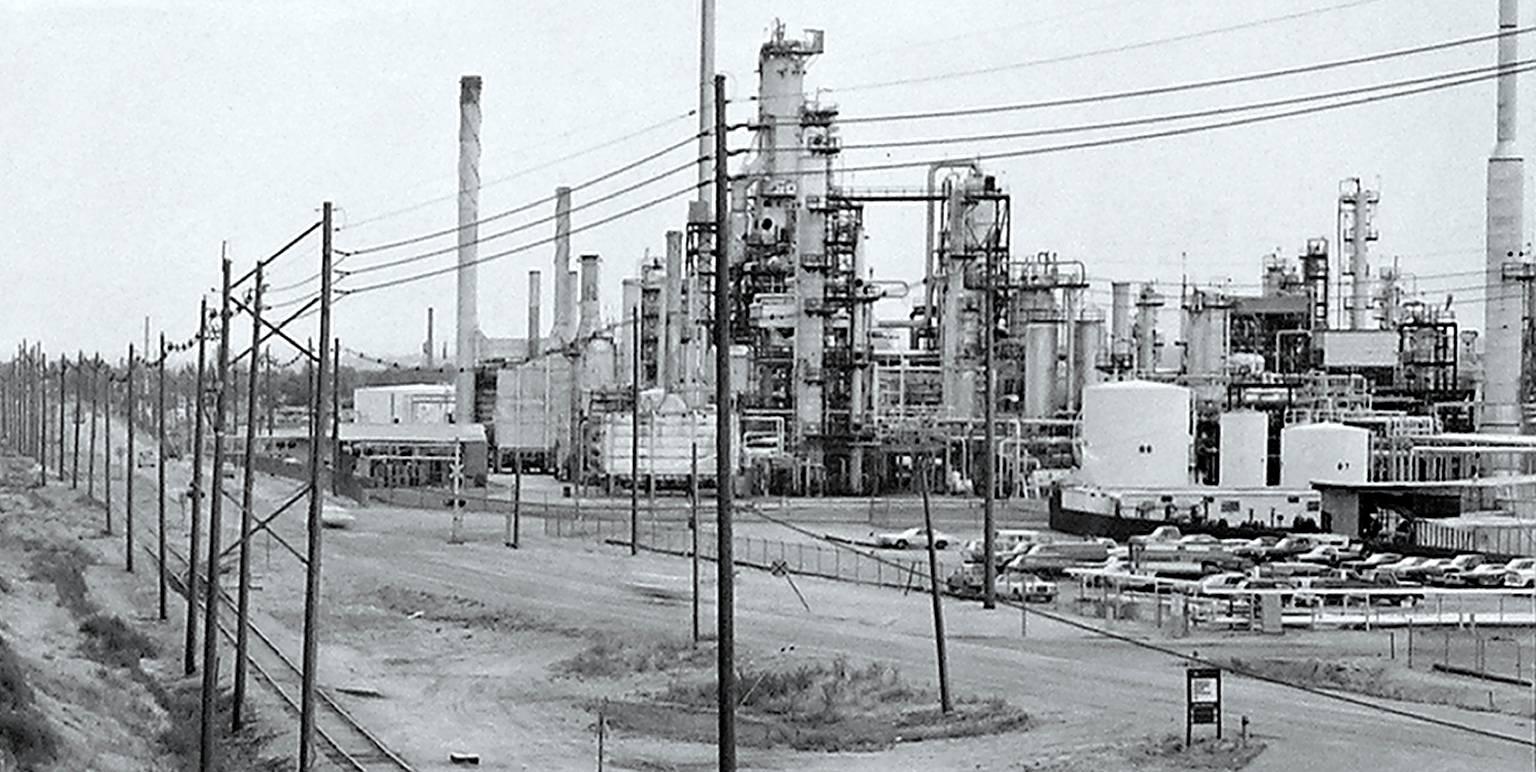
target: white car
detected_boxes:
[996,572,1059,603]
[1504,558,1536,588]
[1179,534,1221,547]
[1195,572,1249,595]
[872,527,955,550]
[320,503,357,529]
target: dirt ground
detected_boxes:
[45,409,1536,771]
[0,452,290,771]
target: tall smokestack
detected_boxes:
[663,230,684,393]
[1484,0,1526,434]
[1110,282,1132,371]
[425,307,435,368]
[528,271,542,359]
[455,75,482,424]
[620,278,640,382]
[553,187,574,344]
[579,254,601,339]
[698,0,715,206]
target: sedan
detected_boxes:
[1504,558,1536,588]
[1343,552,1401,572]
[1455,561,1511,588]
[1400,558,1452,582]
[872,527,955,550]
[996,572,1059,603]
[1297,546,1345,565]
[1432,554,1487,586]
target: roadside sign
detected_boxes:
[1185,666,1222,745]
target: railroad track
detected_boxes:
[143,512,414,771]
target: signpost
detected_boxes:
[1186,667,1222,746]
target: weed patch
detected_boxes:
[553,635,712,680]
[149,682,286,772]
[611,656,1028,751]
[28,544,93,617]
[78,613,157,669]
[0,633,57,770]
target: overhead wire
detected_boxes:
[837,24,1535,124]
[338,158,701,278]
[339,182,702,296]
[824,59,1536,152]
[340,107,699,231]
[344,131,704,256]
[757,60,1536,180]
[829,0,1387,94]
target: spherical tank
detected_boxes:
[1218,411,1269,488]
[1080,380,1191,488]
[1279,422,1370,488]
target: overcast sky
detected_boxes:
[2,0,1531,363]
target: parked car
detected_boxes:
[320,503,356,529]
[1178,534,1221,547]
[1399,558,1452,582]
[1232,536,1279,560]
[996,571,1059,603]
[1256,561,1333,579]
[1431,554,1487,586]
[1343,552,1401,572]
[1006,541,1110,576]
[1455,560,1511,588]
[1371,556,1432,581]
[1235,576,1299,605]
[1297,545,1346,565]
[1504,558,1536,588]
[1195,572,1250,595]
[1296,574,1423,607]
[872,527,955,550]
[1264,536,1318,560]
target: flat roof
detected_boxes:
[1311,474,1536,492]
[249,423,486,443]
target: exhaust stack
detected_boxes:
[455,75,482,424]
[1483,0,1526,434]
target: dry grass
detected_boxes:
[610,656,1029,752]
[552,635,712,680]
[0,633,57,770]
[149,682,287,772]
[78,613,157,669]
[27,543,93,617]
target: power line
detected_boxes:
[339,182,700,297]
[338,158,700,279]
[837,24,1533,124]
[830,0,1386,94]
[340,107,699,231]
[765,60,1536,180]
[817,59,1533,153]
[345,131,703,256]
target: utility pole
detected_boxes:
[39,353,48,487]
[509,443,521,548]
[917,449,952,713]
[157,334,168,621]
[691,439,700,646]
[298,202,334,772]
[199,255,233,772]
[57,355,65,480]
[126,344,135,573]
[105,362,113,527]
[186,297,208,678]
[631,305,640,556]
[982,239,997,610]
[73,352,82,488]
[331,338,340,496]
[711,73,736,772]
[88,359,98,500]
[233,267,263,731]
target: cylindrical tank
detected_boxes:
[1080,380,1191,488]
[1022,322,1058,418]
[1110,282,1132,366]
[1280,422,1370,488]
[1219,411,1269,488]
[1184,301,1230,376]
[579,254,601,339]
[1072,312,1105,409]
[1134,285,1163,372]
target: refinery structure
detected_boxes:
[366,4,1536,550]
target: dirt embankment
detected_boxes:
[0,455,284,771]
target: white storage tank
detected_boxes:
[1219,411,1269,488]
[1280,422,1370,488]
[1080,380,1191,488]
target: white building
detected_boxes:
[353,384,455,425]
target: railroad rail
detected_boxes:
[143,509,414,771]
